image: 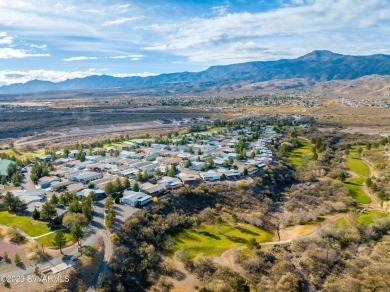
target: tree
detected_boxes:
[89,191,97,205]
[50,194,59,206]
[53,232,66,254]
[338,172,347,182]
[11,172,20,186]
[34,267,40,275]
[154,168,162,177]
[82,196,93,221]
[215,216,223,234]
[230,277,250,292]
[14,253,21,265]
[3,192,26,213]
[68,197,81,213]
[105,209,115,229]
[184,160,192,168]
[358,147,363,156]
[32,208,40,220]
[242,168,248,176]
[247,238,260,250]
[40,202,57,223]
[1,176,6,185]
[104,181,115,196]
[71,222,84,246]
[124,177,131,189]
[105,195,114,210]
[62,213,88,229]
[132,182,140,192]
[3,252,9,261]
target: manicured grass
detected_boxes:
[344,178,371,204]
[358,210,389,225]
[287,138,313,168]
[0,211,52,237]
[171,223,274,258]
[343,147,371,204]
[345,148,370,178]
[35,230,72,247]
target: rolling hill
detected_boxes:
[1,50,390,95]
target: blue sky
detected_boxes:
[0,0,389,85]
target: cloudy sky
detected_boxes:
[0,0,389,85]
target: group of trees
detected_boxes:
[104,177,130,196]
[30,162,52,184]
[2,192,26,213]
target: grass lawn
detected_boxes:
[0,211,53,237]
[35,230,72,247]
[358,210,389,225]
[344,147,371,204]
[345,148,370,177]
[287,138,313,168]
[170,223,274,258]
[0,149,46,160]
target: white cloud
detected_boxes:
[0,48,50,59]
[109,54,144,59]
[0,32,13,45]
[0,69,157,85]
[63,56,100,61]
[145,0,390,64]
[103,16,141,26]
[30,44,48,49]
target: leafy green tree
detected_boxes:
[104,181,115,196]
[50,194,59,206]
[71,222,84,246]
[105,195,114,210]
[1,176,6,185]
[82,196,93,221]
[105,209,115,229]
[32,208,40,220]
[124,177,131,189]
[14,253,21,265]
[230,276,250,292]
[132,182,140,192]
[184,160,192,168]
[53,232,66,254]
[40,202,58,223]
[62,213,88,229]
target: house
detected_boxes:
[10,190,46,213]
[50,180,72,192]
[36,155,51,162]
[66,183,85,194]
[38,176,60,189]
[199,170,221,181]
[122,191,152,207]
[77,188,105,200]
[159,176,182,189]
[65,171,103,184]
[0,159,15,176]
[217,168,241,179]
[141,183,166,196]
[178,173,201,186]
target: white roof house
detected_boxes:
[159,176,182,189]
[199,170,221,181]
[122,191,152,207]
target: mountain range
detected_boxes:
[1,50,390,95]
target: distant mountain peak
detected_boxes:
[298,50,343,61]
[1,51,390,94]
